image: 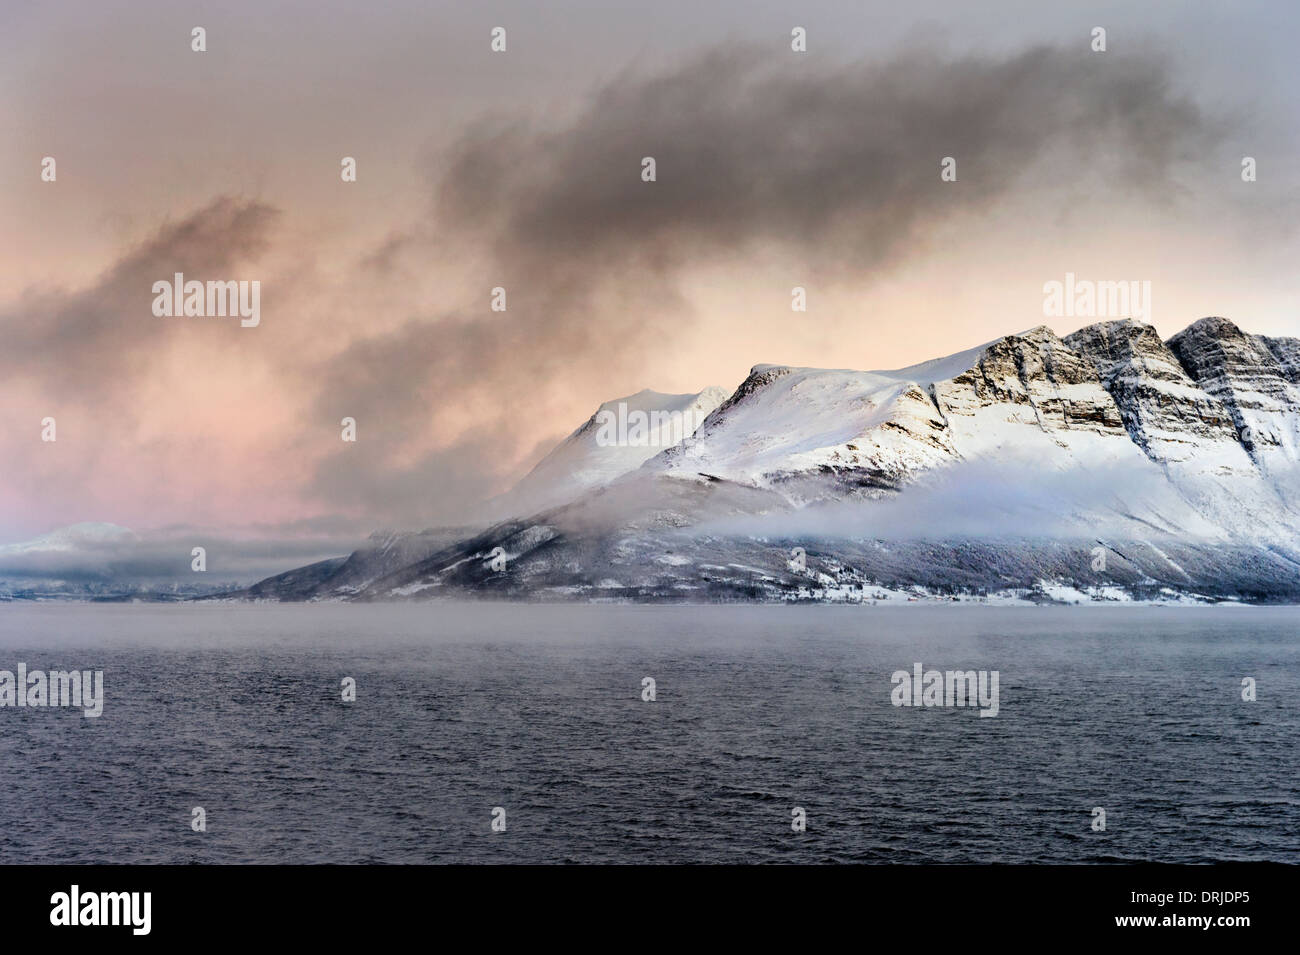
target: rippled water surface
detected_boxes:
[0,602,1295,863]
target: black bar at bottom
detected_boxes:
[0,863,1285,942]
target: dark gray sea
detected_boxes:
[0,603,1295,864]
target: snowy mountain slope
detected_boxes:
[652,325,1237,539]
[240,527,470,600]
[656,366,955,501]
[502,386,728,513]
[248,315,1300,603]
[655,327,1146,489]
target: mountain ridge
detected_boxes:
[236,314,1300,604]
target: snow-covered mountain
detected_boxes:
[245,316,1300,604]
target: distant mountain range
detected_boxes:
[0,522,344,600]
[238,316,1300,605]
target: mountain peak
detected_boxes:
[1015,324,1059,339]
[1073,317,1153,335]
[1170,316,1243,343]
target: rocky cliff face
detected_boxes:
[1259,334,1300,384]
[1062,318,1300,537]
[1063,319,1241,462]
[1167,317,1300,468]
[934,326,1125,435]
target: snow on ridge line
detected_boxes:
[501,385,729,514]
[744,318,1277,397]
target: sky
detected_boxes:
[2,0,1298,551]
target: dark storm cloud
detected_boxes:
[438,43,1216,270]
[3,197,278,403]
[306,42,1220,521]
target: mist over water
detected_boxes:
[0,603,1295,864]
